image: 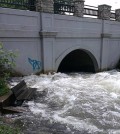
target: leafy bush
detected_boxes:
[0,81,9,96]
[0,42,16,96]
[0,125,20,134]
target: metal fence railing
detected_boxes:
[54,2,74,15]
[54,0,74,15]
[0,0,36,11]
[54,1,115,20]
[111,10,115,19]
[84,5,98,17]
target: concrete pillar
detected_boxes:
[74,0,85,17]
[115,9,120,22]
[36,0,54,13]
[98,4,111,20]
[100,34,111,71]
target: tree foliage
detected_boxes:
[0,0,35,10]
[0,42,16,96]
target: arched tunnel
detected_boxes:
[57,49,97,73]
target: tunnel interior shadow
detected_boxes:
[57,49,96,73]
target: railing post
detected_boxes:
[115,9,120,22]
[74,0,85,17]
[98,4,111,20]
[36,0,54,13]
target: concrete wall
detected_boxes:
[41,13,120,72]
[101,20,120,70]
[0,8,42,74]
[1,7,120,74]
[40,13,103,72]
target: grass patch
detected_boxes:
[0,125,20,134]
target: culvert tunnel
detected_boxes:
[57,49,97,73]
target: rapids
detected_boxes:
[8,70,120,134]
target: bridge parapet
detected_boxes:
[0,0,120,22]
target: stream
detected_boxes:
[3,70,120,134]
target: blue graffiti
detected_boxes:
[28,58,42,71]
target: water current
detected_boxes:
[7,70,120,134]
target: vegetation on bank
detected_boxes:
[0,43,21,133]
[0,83,9,96]
[0,42,16,96]
[0,125,21,134]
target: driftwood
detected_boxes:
[2,106,28,114]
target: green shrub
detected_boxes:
[0,125,20,134]
[0,81,9,96]
[0,42,16,96]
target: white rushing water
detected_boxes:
[12,70,120,134]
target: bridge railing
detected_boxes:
[54,2,99,17]
[111,11,115,20]
[84,5,98,17]
[54,0,75,15]
[54,2,116,20]
[54,2,74,15]
[0,0,118,21]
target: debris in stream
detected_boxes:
[2,106,28,114]
[11,80,37,102]
[0,80,37,114]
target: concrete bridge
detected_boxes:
[0,0,120,74]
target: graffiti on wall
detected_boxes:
[28,58,42,71]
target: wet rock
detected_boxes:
[0,91,15,110]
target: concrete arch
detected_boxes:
[55,46,99,72]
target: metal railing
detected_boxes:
[54,1,116,20]
[54,2,99,17]
[111,10,115,19]
[54,3,99,17]
[84,5,98,17]
[54,2,74,14]
[0,0,36,11]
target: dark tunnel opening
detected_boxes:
[57,49,96,73]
